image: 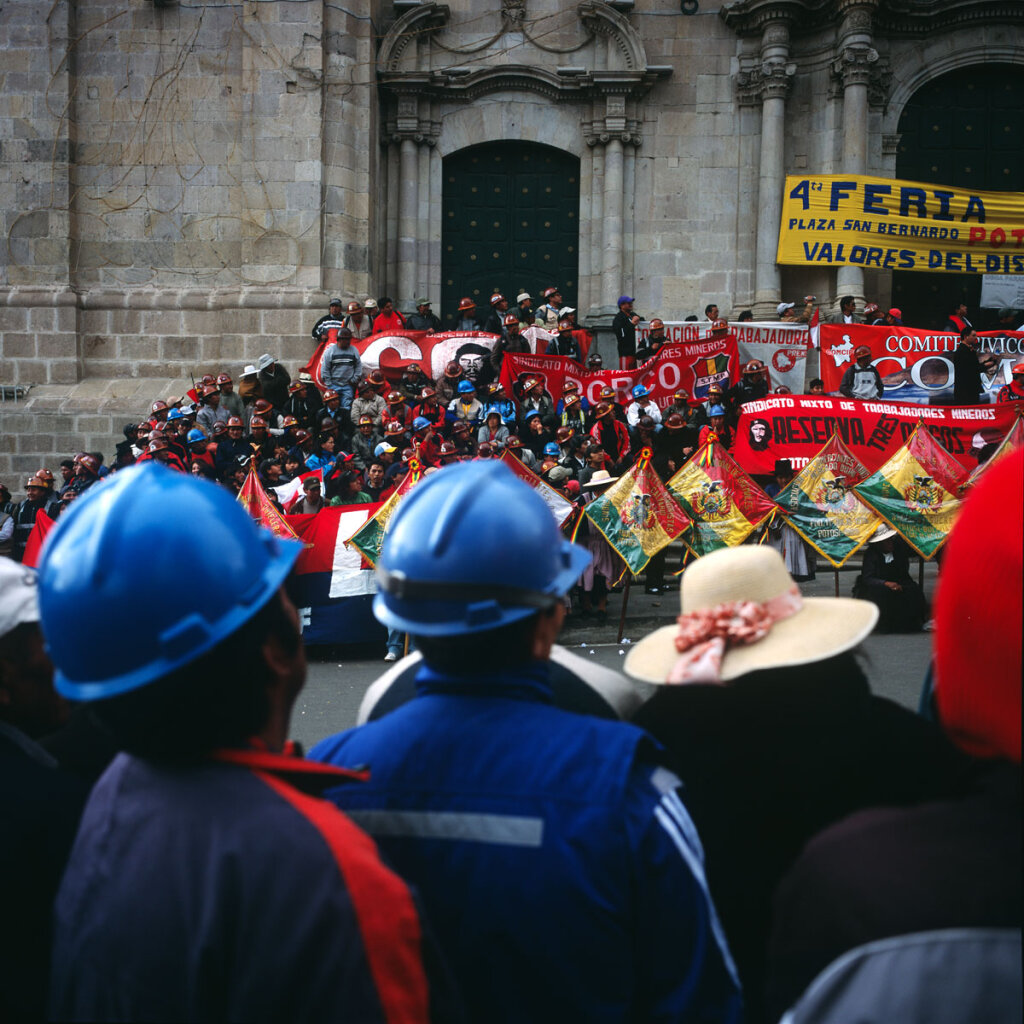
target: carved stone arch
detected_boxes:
[882,45,1024,135]
[377,3,450,74]
[577,1,648,73]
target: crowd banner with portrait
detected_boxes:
[637,321,812,393]
[819,324,1024,403]
[777,173,1024,275]
[666,441,777,557]
[732,394,1021,476]
[501,336,740,411]
[302,330,514,390]
[772,436,882,568]
[853,423,967,560]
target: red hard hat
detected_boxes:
[78,454,100,476]
[744,359,766,374]
[385,420,405,436]
[227,416,244,428]
[322,389,338,402]
[250,416,267,428]
[151,400,168,414]
[458,297,476,311]
[504,313,520,326]
[216,373,232,385]
[1012,362,1024,375]
[253,399,273,415]
[386,390,404,405]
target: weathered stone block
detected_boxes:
[1,333,37,358]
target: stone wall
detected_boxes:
[1,0,1022,495]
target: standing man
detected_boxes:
[535,286,563,330]
[311,298,345,343]
[490,314,531,376]
[453,297,481,331]
[705,303,720,322]
[613,294,641,370]
[839,345,884,400]
[344,300,374,340]
[945,300,973,333]
[953,328,985,404]
[827,295,861,324]
[482,292,509,335]
[311,461,742,1024]
[515,291,534,326]
[39,466,444,1023]
[407,296,441,332]
[319,327,362,411]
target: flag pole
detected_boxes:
[834,569,839,598]
[617,574,632,644]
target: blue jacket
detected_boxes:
[312,663,742,1023]
[50,746,444,1023]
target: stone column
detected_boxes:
[750,20,795,319]
[397,139,418,310]
[833,0,879,305]
[602,137,624,306]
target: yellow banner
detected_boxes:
[777,174,1024,275]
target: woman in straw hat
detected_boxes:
[576,468,619,620]
[624,545,974,1022]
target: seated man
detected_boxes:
[40,466,443,1022]
[311,461,742,1024]
[853,525,928,633]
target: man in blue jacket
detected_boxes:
[38,465,451,1023]
[312,460,742,1023]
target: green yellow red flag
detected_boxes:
[237,463,302,542]
[345,463,422,567]
[667,440,776,556]
[963,412,1024,490]
[854,422,966,559]
[583,449,691,574]
[773,435,880,567]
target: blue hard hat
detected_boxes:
[632,384,650,399]
[543,442,560,456]
[524,409,540,421]
[167,408,184,421]
[412,416,431,431]
[457,380,476,394]
[186,428,206,444]
[374,461,591,636]
[709,404,726,416]
[37,464,301,702]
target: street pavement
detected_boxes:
[291,556,938,752]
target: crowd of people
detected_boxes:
[1,439,1019,1022]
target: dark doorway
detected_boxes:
[441,142,580,329]
[892,63,1024,329]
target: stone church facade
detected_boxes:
[1,0,1022,481]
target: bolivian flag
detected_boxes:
[346,465,421,567]
[963,413,1024,490]
[237,463,302,542]
[774,435,880,568]
[584,455,691,574]
[854,422,966,559]
[667,440,776,556]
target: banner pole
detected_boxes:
[918,556,924,589]
[617,575,632,644]
[834,569,840,598]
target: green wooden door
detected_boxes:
[441,142,580,329]
[893,64,1024,329]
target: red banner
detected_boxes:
[820,324,1024,403]
[733,394,1021,475]
[499,335,740,410]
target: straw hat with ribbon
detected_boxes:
[624,546,877,685]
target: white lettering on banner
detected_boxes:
[951,407,996,420]
[298,607,312,632]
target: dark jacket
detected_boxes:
[767,762,1021,1021]
[0,725,88,1022]
[612,309,638,359]
[631,654,976,1023]
[952,342,983,404]
[50,747,445,1023]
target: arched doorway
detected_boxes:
[441,142,580,329]
[892,63,1024,329]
